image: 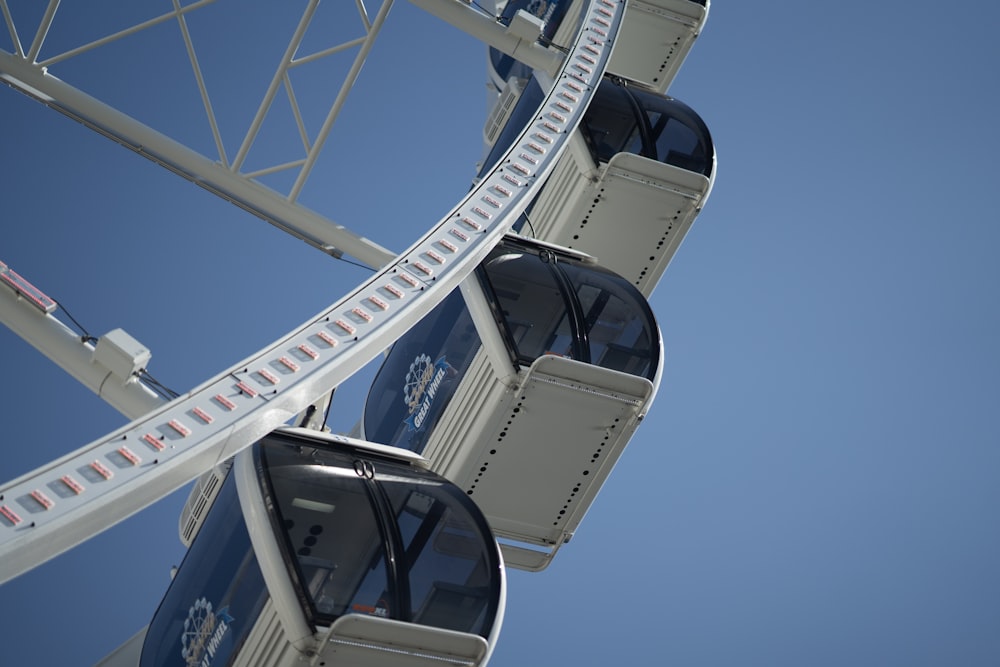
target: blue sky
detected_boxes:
[2,1,1000,666]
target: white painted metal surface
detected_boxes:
[426,353,657,570]
[608,0,708,93]
[318,616,489,667]
[409,0,564,76]
[528,145,714,295]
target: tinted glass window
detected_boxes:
[362,291,480,452]
[580,81,644,162]
[643,98,713,176]
[480,242,658,378]
[141,476,267,667]
[262,443,393,622]
[562,263,659,378]
[580,79,714,176]
[380,475,500,637]
[481,248,579,363]
[262,439,501,639]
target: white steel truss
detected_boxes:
[1,0,398,266]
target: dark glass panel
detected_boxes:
[560,261,659,378]
[642,97,713,176]
[480,246,579,363]
[579,80,644,162]
[379,471,501,637]
[362,291,480,452]
[264,439,501,639]
[262,442,393,623]
[580,78,714,176]
[140,476,267,667]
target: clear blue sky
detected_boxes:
[2,1,999,665]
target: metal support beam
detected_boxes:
[289,0,395,201]
[0,284,163,420]
[459,278,519,388]
[0,52,397,269]
[407,0,564,75]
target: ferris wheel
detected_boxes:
[0,1,712,665]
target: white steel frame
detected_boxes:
[1,0,398,266]
[0,0,628,584]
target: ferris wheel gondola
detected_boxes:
[139,429,505,667]
[487,0,709,97]
[359,235,661,570]
[482,72,716,296]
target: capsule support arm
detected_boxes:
[407,0,564,76]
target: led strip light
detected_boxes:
[0,0,626,584]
